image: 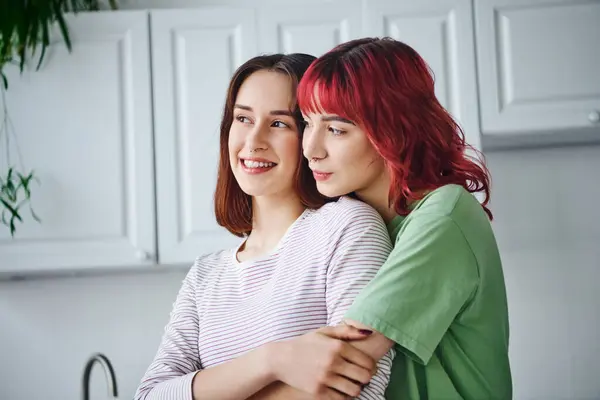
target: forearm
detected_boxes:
[250,323,395,400]
[343,319,394,361]
[191,344,277,400]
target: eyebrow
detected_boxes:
[234,104,293,117]
[321,115,356,125]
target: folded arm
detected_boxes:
[248,322,393,400]
[134,263,280,400]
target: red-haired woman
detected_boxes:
[296,38,512,399]
[135,53,395,400]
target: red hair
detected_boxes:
[214,54,330,237]
[297,37,493,220]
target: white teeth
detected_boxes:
[243,160,275,168]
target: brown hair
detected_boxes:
[214,54,330,237]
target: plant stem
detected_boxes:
[0,83,9,169]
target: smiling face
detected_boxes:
[302,111,387,199]
[228,70,301,199]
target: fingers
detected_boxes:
[339,341,377,374]
[315,326,377,374]
[332,359,373,385]
[317,324,373,341]
[323,373,362,398]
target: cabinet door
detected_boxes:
[0,11,156,275]
[151,8,257,265]
[476,0,600,134]
[258,0,362,56]
[365,0,481,150]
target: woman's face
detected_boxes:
[229,70,300,199]
[302,111,386,198]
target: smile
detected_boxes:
[240,158,277,174]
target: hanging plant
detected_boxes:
[0,0,118,237]
[0,73,41,237]
[1,0,119,88]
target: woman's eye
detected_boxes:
[272,120,290,129]
[236,115,251,124]
[328,126,345,136]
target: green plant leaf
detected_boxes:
[0,197,20,221]
[1,71,7,90]
[6,167,14,183]
[30,207,41,223]
[54,9,72,53]
[1,209,8,226]
[70,0,79,12]
[17,172,34,198]
[10,218,16,236]
[1,4,17,59]
[1,167,40,237]
[27,5,40,53]
[35,18,51,70]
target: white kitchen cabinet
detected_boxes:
[365,0,482,150]
[151,8,256,265]
[476,0,600,135]
[0,11,156,275]
[257,0,362,56]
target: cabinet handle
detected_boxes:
[136,250,153,262]
[589,110,600,123]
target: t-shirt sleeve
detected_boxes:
[134,262,203,400]
[325,206,395,399]
[344,213,479,365]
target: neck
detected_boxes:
[245,192,305,253]
[355,171,397,224]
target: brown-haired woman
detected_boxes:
[135,54,394,400]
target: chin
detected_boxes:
[237,185,268,197]
[237,182,291,199]
[316,183,345,198]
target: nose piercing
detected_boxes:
[249,147,266,153]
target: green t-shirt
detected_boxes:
[345,184,512,399]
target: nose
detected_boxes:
[302,125,326,161]
[245,120,269,151]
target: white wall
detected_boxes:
[1,144,599,400]
[0,268,188,400]
[487,145,600,400]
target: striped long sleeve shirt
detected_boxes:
[135,196,395,400]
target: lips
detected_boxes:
[312,170,332,181]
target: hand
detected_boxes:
[269,325,377,399]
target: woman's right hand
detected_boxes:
[268,325,377,399]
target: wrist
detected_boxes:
[261,340,286,382]
[257,341,282,383]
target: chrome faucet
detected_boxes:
[82,352,119,400]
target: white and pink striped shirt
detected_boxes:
[135,196,395,400]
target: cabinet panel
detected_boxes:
[0,11,156,275]
[258,0,362,56]
[476,0,600,134]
